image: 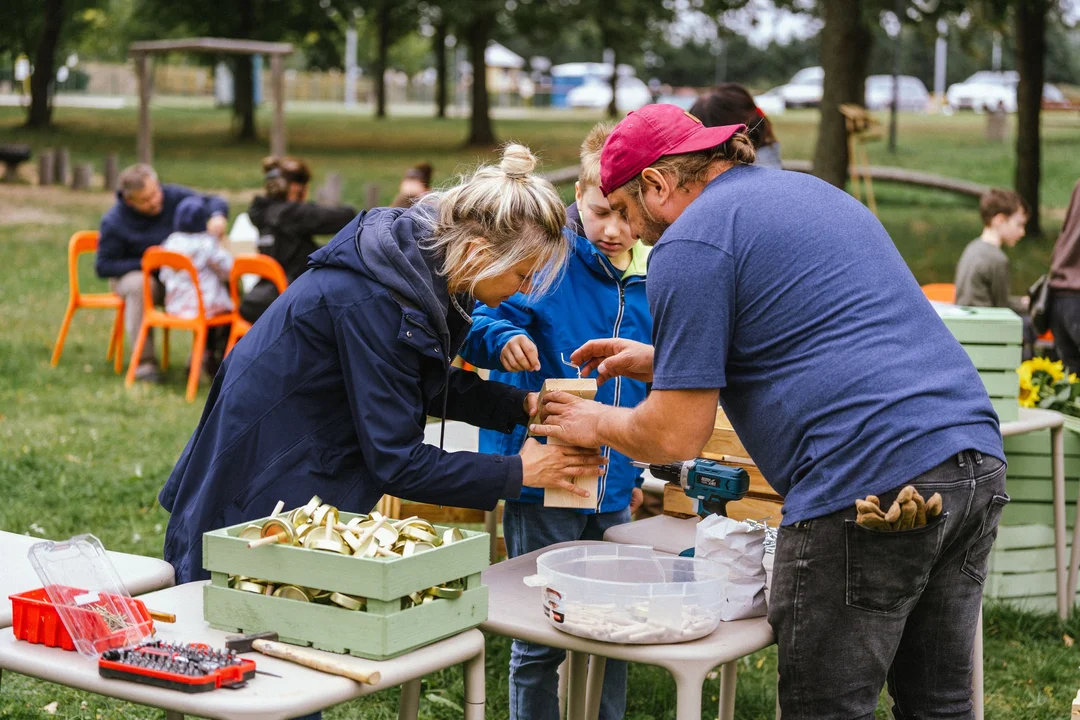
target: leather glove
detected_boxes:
[856,486,942,531]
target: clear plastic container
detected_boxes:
[527,544,725,644]
[26,534,154,658]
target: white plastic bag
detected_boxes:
[694,514,768,621]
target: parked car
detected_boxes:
[946,70,1066,113]
[779,66,824,108]
[566,76,652,112]
[864,75,931,111]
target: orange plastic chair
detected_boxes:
[51,231,126,373]
[921,283,956,304]
[125,247,234,402]
[224,254,288,356]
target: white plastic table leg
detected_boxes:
[671,668,707,720]
[718,662,737,720]
[973,604,984,720]
[464,644,486,720]
[566,651,589,720]
[584,656,606,720]
[399,678,422,720]
[557,658,568,720]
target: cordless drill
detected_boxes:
[631,458,750,518]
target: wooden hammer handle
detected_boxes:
[251,639,381,685]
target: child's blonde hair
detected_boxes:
[578,121,614,191]
[421,144,568,297]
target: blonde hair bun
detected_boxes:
[500,143,537,179]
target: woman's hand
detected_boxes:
[502,335,541,372]
[523,392,539,418]
[571,338,654,385]
[519,438,604,498]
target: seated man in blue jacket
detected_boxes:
[96,164,228,382]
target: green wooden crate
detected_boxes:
[204,573,488,660]
[1005,431,1080,456]
[203,512,489,601]
[1001,501,1077,527]
[979,370,1019,397]
[201,511,491,660]
[962,344,1023,371]
[984,525,1080,610]
[991,397,1019,423]
[936,306,1023,344]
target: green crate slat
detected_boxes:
[991,398,1019,423]
[1001,501,1077,527]
[988,545,1060,573]
[203,582,488,661]
[985,594,1077,613]
[1006,431,1080,457]
[1004,457,1080,480]
[961,344,1023,370]
[985,569,1059,597]
[1005,478,1080,503]
[203,511,489,601]
[980,370,1019,397]
[996,524,1061,549]
[938,306,1023,344]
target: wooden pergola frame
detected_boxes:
[128,37,295,164]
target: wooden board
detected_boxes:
[534,378,600,510]
[662,483,699,518]
[978,369,1019,397]
[725,497,782,527]
[935,305,1023,344]
[701,408,749,459]
[960,343,1023,370]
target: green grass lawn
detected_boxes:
[1,104,1079,718]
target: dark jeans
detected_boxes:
[768,450,1008,720]
[1051,293,1080,373]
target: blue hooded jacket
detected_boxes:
[459,231,651,513]
[159,206,530,583]
[96,184,228,278]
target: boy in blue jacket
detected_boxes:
[460,123,650,720]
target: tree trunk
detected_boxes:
[375,1,391,119]
[812,0,873,189]
[465,13,496,147]
[26,0,64,128]
[1015,0,1047,236]
[434,17,448,119]
[607,46,618,120]
[233,0,256,141]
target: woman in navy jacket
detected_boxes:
[159,145,602,583]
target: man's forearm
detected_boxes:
[596,404,681,464]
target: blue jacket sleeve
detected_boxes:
[95,214,141,278]
[333,292,522,510]
[428,367,530,433]
[167,185,229,219]
[459,295,534,371]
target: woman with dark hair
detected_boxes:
[391,162,435,208]
[690,82,782,169]
[240,156,358,323]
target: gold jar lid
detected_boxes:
[442,528,464,545]
[261,517,296,545]
[273,584,312,602]
[235,579,267,594]
[427,584,464,599]
[306,526,347,554]
[301,495,323,517]
[288,507,311,527]
[329,592,366,611]
[400,525,439,544]
[239,524,264,541]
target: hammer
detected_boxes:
[225,631,381,685]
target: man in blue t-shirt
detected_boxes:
[534,104,1007,719]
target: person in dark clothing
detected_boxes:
[97,164,228,382]
[159,144,603,584]
[1049,179,1080,372]
[241,156,358,323]
[690,83,783,169]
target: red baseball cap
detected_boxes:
[599,104,745,196]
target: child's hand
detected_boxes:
[207,214,228,239]
[501,335,541,372]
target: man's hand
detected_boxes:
[207,214,228,239]
[530,391,608,448]
[523,392,540,418]
[501,335,540,372]
[629,487,644,514]
[571,338,654,385]
[519,438,604,498]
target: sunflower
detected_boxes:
[1026,357,1065,384]
[1019,376,1039,408]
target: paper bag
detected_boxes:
[694,513,767,621]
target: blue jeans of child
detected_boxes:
[504,500,632,720]
[768,450,1008,719]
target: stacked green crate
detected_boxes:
[987,430,1080,612]
[934,305,1021,422]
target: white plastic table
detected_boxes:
[480,540,773,720]
[0,531,176,629]
[0,581,486,720]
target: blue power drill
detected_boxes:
[631,458,750,518]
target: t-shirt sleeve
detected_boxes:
[648,238,733,391]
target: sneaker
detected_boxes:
[133,363,163,384]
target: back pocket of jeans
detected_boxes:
[962,494,1010,584]
[845,513,948,614]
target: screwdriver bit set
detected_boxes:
[98,640,256,693]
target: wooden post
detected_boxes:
[104,153,119,191]
[135,53,153,164]
[270,53,286,156]
[315,172,343,206]
[37,150,54,185]
[53,148,70,186]
[71,163,94,190]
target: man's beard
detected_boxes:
[634,200,670,246]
